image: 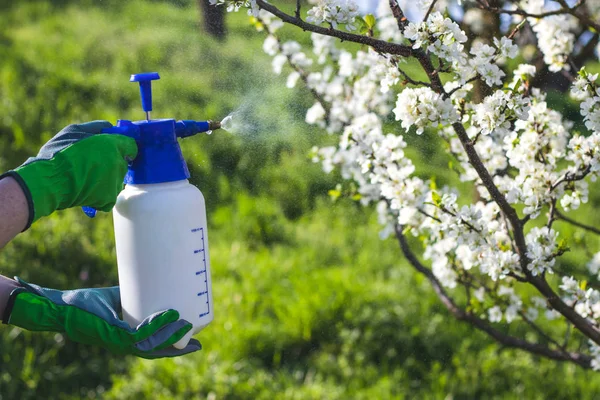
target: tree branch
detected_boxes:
[480,0,600,32]
[395,225,592,368]
[255,0,413,56]
[555,210,600,236]
[423,0,438,22]
[551,166,591,191]
[388,0,410,31]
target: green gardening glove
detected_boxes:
[0,121,137,229]
[2,278,201,359]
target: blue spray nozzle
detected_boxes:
[130,72,160,114]
[175,120,211,138]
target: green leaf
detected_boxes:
[364,14,376,29]
[557,238,570,254]
[249,16,264,31]
[512,78,522,92]
[431,191,442,207]
[328,189,341,201]
[354,16,369,34]
[430,177,437,190]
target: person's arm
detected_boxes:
[0,122,201,358]
[0,177,28,315]
[0,275,20,321]
[0,176,29,249]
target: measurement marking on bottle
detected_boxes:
[192,227,210,319]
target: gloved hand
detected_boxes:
[2,278,201,359]
[0,121,137,230]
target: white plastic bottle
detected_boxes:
[90,72,217,350]
[113,180,214,349]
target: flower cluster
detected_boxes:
[571,71,600,133]
[210,0,259,15]
[471,89,529,137]
[521,0,576,72]
[306,0,360,31]
[404,12,467,74]
[590,342,600,371]
[525,227,559,276]
[487,286,524,323]
[393,87,458,135]
[404,12,519,87]
[421,193,520,285]
[560,276,600,321]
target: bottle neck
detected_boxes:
[123,119,191,184]
[125,179,190,191]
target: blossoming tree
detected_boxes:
[214,0,600,369]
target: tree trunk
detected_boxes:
[198,0,227,40]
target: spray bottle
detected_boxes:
[84,72,219,349]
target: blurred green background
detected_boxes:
[2,1,600,399]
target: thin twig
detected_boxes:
[507,19,527,40]
[397,65,432,87]
[423,0,438,22]
[376,50,431,87]
[507,271,528,283]
[555,210,600,236]
[551,165,591,191]
[547,198,558,229]
[418,208,442,223]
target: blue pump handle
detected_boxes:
[131,72,160,113]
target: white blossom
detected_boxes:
[488,306,503,322]
[525,227,558,276]
[393,87,458,135]
[306,0,359,31]
[588,252,600,279]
